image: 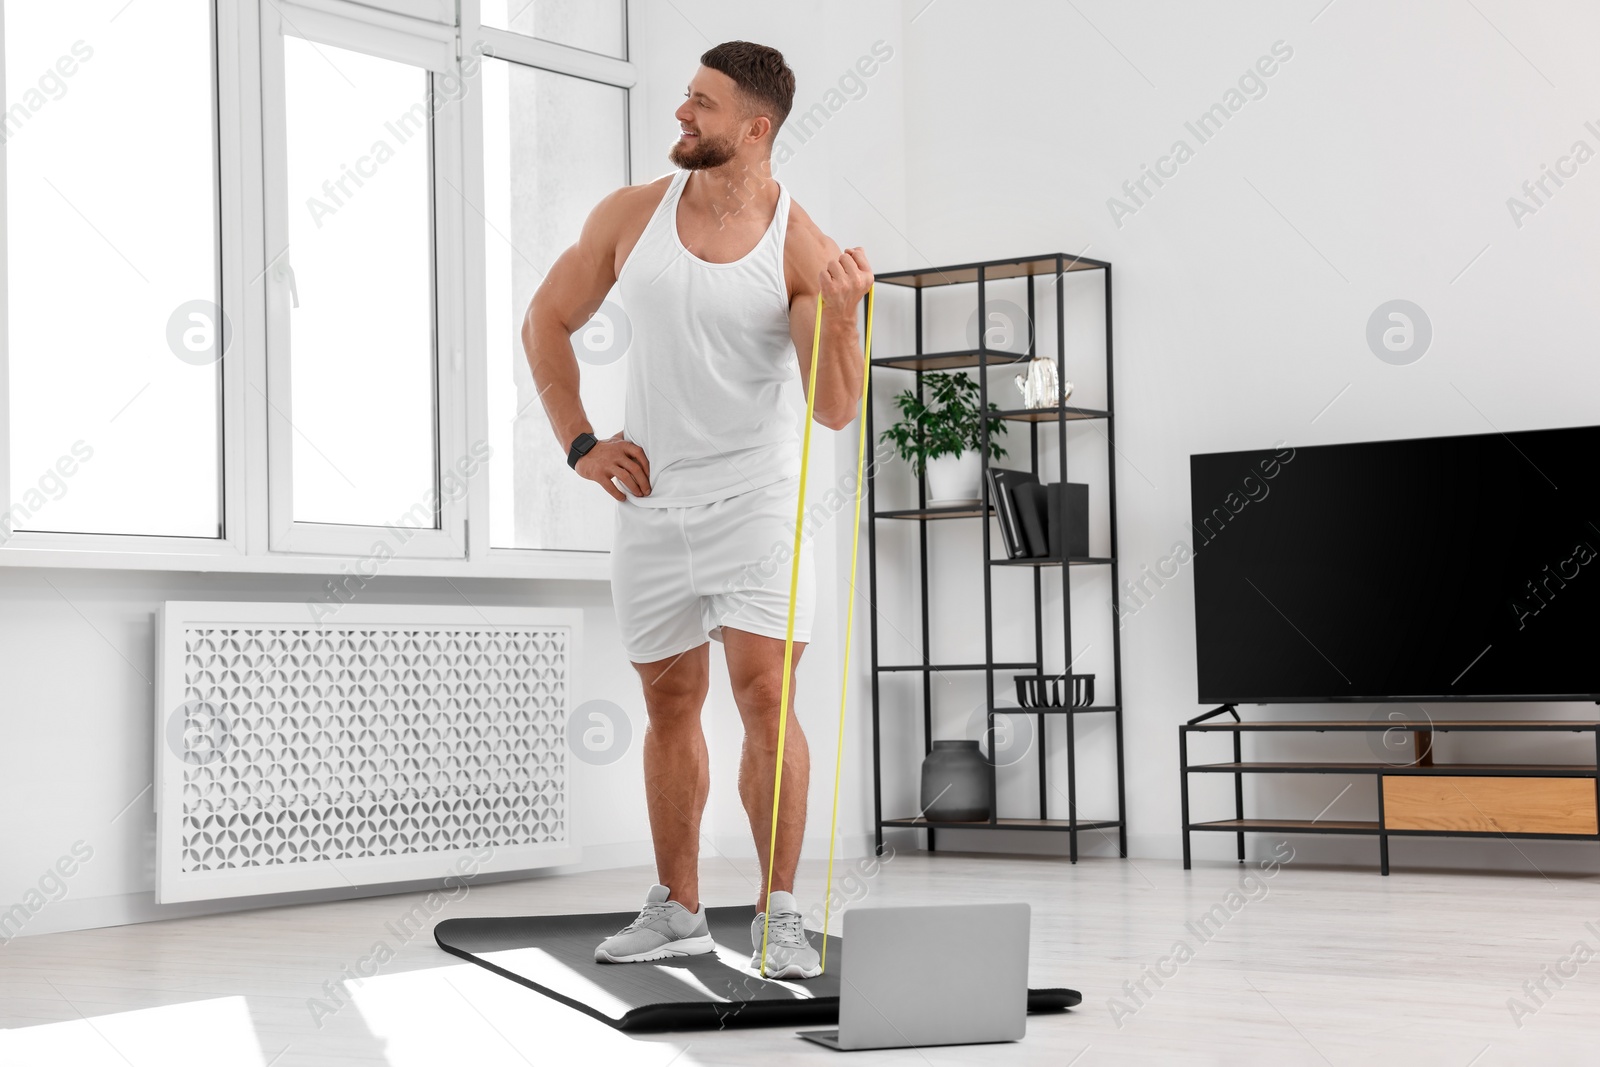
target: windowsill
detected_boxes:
[0,545,611,581]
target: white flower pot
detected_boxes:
[926,451,981,505]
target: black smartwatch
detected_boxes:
[567,431,599,469]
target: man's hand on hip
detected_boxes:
[578,431,651,501]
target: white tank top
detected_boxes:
[612,168,801,508]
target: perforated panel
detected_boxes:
[156,604,580,902]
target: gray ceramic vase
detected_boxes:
[919,739,993,821]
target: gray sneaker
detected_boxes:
[595,884,714,963]
[749,890,822,979]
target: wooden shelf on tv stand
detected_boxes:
[1179,711,1600,875]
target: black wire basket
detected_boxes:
[1014,673,1095,708]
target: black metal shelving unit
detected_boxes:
[866,253,1126,862]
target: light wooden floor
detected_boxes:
[3,847,1599,1065]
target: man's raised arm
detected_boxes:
[787,222,872,431]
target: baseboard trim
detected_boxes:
[4,838,663,943]
[3,834,891,943]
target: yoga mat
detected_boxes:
[435,906,1081,1031]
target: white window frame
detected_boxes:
[344,0,455,24]
[0,0,643,580]
[259,0,465,558]
[0,0,251,561]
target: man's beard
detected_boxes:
[669,130,737,170]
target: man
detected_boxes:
[521,40,872,979]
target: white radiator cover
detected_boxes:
[155,602,581,903]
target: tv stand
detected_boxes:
[1179,715,1600,875]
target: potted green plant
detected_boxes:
[879,371,1008,504]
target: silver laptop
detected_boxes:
[798,902,1029,1051]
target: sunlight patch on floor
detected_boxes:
[346,962,699,1066]
[0,995,265,1066]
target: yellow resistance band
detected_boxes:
[819,285,873,971]
[759,284,875,975]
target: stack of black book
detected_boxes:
[986,468,1089,560]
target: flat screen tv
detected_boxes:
[1189,425,1600,703]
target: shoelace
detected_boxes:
[761,910,806,948]
[624,901,677,931]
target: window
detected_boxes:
[3,0,220,540]
[482,58,629,552]
[0,0,639,575]
[280,36,437,528]
[480,1,627,60]
[258,2,466,557]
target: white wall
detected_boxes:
[886,0,1600,872]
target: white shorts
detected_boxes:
[610,475,816,663]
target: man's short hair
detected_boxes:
[700,41,795,143]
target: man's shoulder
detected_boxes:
[595,173,675,229]
[785,198,831,252]
[590,174,677,273]
[783,198,839,294]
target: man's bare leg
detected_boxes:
[633,642,711,912]
[723,627,809,910]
